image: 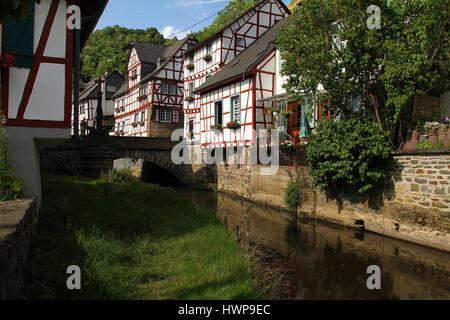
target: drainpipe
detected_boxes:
[73,28,80,138]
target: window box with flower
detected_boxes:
[211,124,223,132]
[137,94,147,101]
[0,53,17,68]
[226,121,241,130]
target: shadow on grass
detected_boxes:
[23,175,258,300]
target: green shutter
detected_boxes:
[4,3,35,68]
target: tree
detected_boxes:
[195,0,260,42]
[0,0,34,23]
[276,0,449,138]
[80,25,166,82]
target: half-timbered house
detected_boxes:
[71,70,124,136]
[112,36,197,137]
[182,0,290,143]
[0,0,108,201]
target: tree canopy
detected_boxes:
[276,0,450,134]
[194,0,260,42]
[80,25,167,83]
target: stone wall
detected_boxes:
[183,146,450,251]
[392,152,449,213]
[0,198,38,299]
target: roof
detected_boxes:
[133,42,167,65]
[140,36,195,84]
[195,19,287,94]
[111,80,128,100]
[184,0,290,56]
[75,0,109,50]
[80,71,124,101]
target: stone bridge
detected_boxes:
[38,136,185,181]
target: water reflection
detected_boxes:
[179,190,450,300]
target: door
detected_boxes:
[288,102,301,143]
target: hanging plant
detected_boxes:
[185,96,194,103]
[186,63,195,70]
[203,54,212,62]
[0,53,17,68]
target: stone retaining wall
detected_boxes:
[183,147,450,251]
[392,153,449,213]
[0,198,38,300]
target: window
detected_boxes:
[189,82,194,97]
[189,55,194,64]
[189,120,194,133]
[206,43,212,55]
[169,83,177,96]
[215,101,223,125]
[139,85,147,96]
[134,113,139,123]
[121,99,125,107]
[236,36,244,47]
[80,104,85,114]
[130,69,137,78]
[4,2,35,68]
[172,110,180,123]
[162,82,169,94]
[205,75,211,82]
[160,110,172,123]
[231,95,241,122]
[140,111,145,122]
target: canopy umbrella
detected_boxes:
[300,110,312,138]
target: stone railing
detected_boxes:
[0,198,38,299]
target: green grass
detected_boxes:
[24,175,270,300]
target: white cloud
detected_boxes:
[161,26,192,39]
[164,0,227,8]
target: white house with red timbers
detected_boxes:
[182,0,290,145]
[112,36,197,137]
[0,0,108,202]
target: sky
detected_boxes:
[96,0,292,39]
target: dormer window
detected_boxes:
[236,36,244,47]
[130,69,138,80]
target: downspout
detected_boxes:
[73,28,80,138]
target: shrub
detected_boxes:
[416,140,445,150]
[0,111,23,201]
[306,118,392,195]
[99,168,137,183]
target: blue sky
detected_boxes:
[96,0,292,39]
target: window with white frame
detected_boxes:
[215,101,223,125]
[161,82,169,95]
[134,113,138,123]
[231,95,241,122]
[139,85,147,96]
[189,82,194,97]
[206,43,212,55]
[160,110,172,123]
[236,36,244,47]
[188,55,194,64]
[140,111,145,122]
[169,83,177,96]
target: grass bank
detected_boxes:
[24,175,281,300]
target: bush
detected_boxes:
[0,111,23,201]
[99,168,137,183]
[306,119,392,195]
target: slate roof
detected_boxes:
[80,71,124,101]
[195,19,286,94]
[140,36,195,84]
[111,36,196,99]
